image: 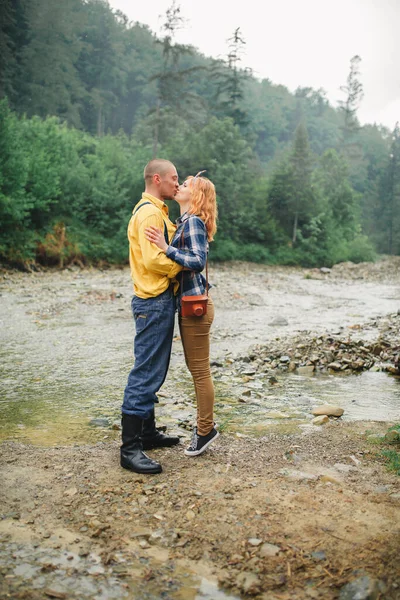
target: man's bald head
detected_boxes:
[143,159,179,201]
[144,159,176,184]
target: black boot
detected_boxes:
[120,414,162,474]
[142,409,180,450]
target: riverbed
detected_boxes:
[0,258,400,599]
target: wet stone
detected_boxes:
[339,574,382,600]
[269,317,288,326]
[88,418,110,428]
[312,405,344,417]
[312,415,329,425]
[311,550,326,561]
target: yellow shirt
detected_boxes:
[128,193,182,299]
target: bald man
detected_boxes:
[121,159,183,475]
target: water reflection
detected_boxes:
[1,367,399,445]
[214,371,400,435]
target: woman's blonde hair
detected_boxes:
[186,175,218,241]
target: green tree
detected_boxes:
[211,27,250,128]
[338,55,363,161]
[17,0,85,127]
[313,149,359,239]
[290,122,315,243]
[149,1,202,156]
[375,123,400,254]
[0,99,29,260]
[76,0,127,136]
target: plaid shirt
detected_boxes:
[165,212,208,299]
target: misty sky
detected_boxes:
[108,0,399,130]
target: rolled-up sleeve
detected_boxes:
[165,217,207,272]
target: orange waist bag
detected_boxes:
[180,294,208,317]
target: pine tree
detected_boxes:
[290,122,315,243]
[338,55,364,159]
[17,0,85,127]
[211,27,250,127]
[149,1,202,156]
[377,123,400,254]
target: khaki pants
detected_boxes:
[179,297,215,436]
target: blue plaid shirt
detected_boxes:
[165,212,208,300]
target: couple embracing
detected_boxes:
[120,159,219,475]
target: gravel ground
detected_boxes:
[1,257,400,599]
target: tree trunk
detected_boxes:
[388,154,395,255]
[97,104,103,137]
[152,100,160,158]
[292,211,298,244]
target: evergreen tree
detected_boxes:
[17,0,85,128]
[338,55,364,160]
[313,149,358,239]
[290,122,315,243]
[76,0,126,136]
[0,0,17,100]
[149,1,201,156]
[211,27,250,127]
[376,123,400,254]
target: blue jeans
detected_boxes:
[122,287,176,419]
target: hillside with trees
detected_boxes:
[0,0,398,267]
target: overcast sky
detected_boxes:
[108,0,399,129]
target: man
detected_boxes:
[121,159,183,475]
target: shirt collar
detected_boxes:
[140,192,169,214]
[176,211,190,226]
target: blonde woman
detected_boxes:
[145,172,218,457]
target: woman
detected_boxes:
[144,172,218,457]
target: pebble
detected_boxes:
[297,365,315,375]
[268,317,288,326]
[334,463,358,474]
[247,538,262,546]
[235,571,261,594]
[311,550,326,561]
[259,543,280,557]
[312,415,329,425]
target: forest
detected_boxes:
[0,0,399,267]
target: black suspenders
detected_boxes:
[132,202,169,245]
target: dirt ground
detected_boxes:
[1,258,400,599]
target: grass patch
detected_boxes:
[379,423,400,476]
[381,449,400,476]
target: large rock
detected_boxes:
[339,574,382,600]
[312,405,344,417]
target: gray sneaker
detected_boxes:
[184,427,219,457]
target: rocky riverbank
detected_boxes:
[229,312,400,378]
[1,258,400,599]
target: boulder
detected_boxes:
[312,405,344,417]
[339,574,382,600]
